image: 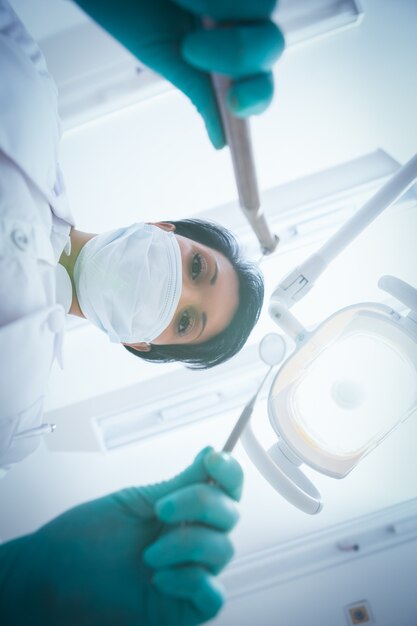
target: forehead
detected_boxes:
[175,232,218,254]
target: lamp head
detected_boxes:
[268,302,417,478]
[242,282,417,515]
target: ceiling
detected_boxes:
[1,0,417,583]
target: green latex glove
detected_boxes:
[75,0,285,147]
[0,447,243,626]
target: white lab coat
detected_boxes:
[0,0,75,474]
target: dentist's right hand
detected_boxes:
[74,0,284,149]
[0,447,243,626]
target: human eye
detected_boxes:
[191,253,207,281]
[178,309,194,336]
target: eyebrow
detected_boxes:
[210,262,218,285]
[195,312,207,341]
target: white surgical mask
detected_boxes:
[73,223,182,343]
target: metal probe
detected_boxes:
[222,333,286,452]
[222,366,272,453]
[203,19,279,255]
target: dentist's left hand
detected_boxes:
[0,447,243,626]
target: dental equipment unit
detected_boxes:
[239,153,417,514]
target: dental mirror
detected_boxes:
[259,332,286,367]
[223,333,286,452]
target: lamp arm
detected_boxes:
[379,275,417,313]
[240,421,322,515]
[318,152,417,264]
[379,275,417,332]
[270,153,417,311]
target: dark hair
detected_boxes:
[124,219,264,369]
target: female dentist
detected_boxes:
[0,1,283,623]
[0,0,284,474]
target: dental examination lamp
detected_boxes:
[241,153,417,514]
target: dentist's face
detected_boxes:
[126,223,239,350]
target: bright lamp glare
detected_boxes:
[291,331,417,455]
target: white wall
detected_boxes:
[218,539,417,626]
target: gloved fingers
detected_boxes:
[182,22,284,78]
[143,525,234,574]
[153,566,225,622]
[136,446,214,508]
[172,0,277,21]
[204,451,244,501]
[155,483,239,530]
[142,447,244,505]
[115,448,243,518]
[227,72,274,117]
[144,55,226,149]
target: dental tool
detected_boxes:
[211,73,278,255]
[222,333,286,452]
[203,18,278,255]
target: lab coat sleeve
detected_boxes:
[0,156,66,475]
[0,0,62,199]
[0,306,65,474]
[0,0,67,475]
